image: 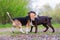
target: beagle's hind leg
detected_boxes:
[25,20,30,34]
[19,27,25,33]
[11,25,16,33]
[12,22,16,33]
[12,20,25,33]
[18,21,25,33]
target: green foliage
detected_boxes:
[0,0,29,24]
[40,4,60,23]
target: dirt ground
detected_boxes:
[0,28,60,40]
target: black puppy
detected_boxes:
[30,15,55,33]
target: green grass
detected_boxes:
[0,23,12,28]
[53,23,60,28]
[0,31,21,36]
[38,23,60,29]
[0,23,60,36]
[0,23,60,28]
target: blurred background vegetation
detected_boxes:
[0,0,60,25]
[0,0,29,24]
[39,4,60,23]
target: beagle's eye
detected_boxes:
[34,14,36,16]
[34,15,36,16]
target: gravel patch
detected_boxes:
[0,28,60,40]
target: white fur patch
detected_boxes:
[25,27,29,34]
[19,28,25,33]
[12,22,16,26]
[31,18,35,21]
[30,21,34,26]
[35,15,38,18]
[12,27,15,32]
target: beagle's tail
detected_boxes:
[6,12,13,22]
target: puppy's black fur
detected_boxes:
[30,16,55,33]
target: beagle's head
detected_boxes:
[28,11,36,21]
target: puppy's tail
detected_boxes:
[6,12,13,22]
